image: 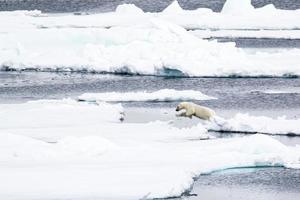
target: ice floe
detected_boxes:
[78,89,216,102]
[0,99,123,131]
[2,0,300,30]
[1,20,299,77]
[0,100,300,199]
[206,114,300,136]
[162,0,300,30]
[0,1,300,77]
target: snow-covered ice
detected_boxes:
[2,0,300,30]
[0,0,300,77]
[0,99,123,131]
[0,100,300,199]
[1,20,299,77]
[206,114,300,136]
[161,0,300,30]
[78,89,216,102]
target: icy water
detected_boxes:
[1,72,300,115]
[217,38,300,48]
[182,167,300,200]
[1,0,299,12]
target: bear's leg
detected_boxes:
[185,109,194,118]
[176,111,187,117]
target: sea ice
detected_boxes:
[0,100,299,199]
[0,1,300,77]
[206,114,300,136]
[78,89,216,102]
[0,20,299,77]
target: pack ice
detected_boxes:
[0,99,299,199]
[0,0,300,77]
[78,89,216,102]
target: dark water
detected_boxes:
[181,167,300,200]
[218,38,300,48]
[1,72,300,115]
[0,0,299,13]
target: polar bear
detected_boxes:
[176,102,215,120]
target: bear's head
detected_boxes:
[176,102,190,111]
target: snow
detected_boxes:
[0,133,118,161]
[0,9,45,17]
[1,20,299,77]
[221,0,254,15]
[162,0,184,14]
[152,0,299,30]
[78,89,216,102]
[115,4,144,15]
[206,114,300,135]
[0,100,300,199]
[0,1,300,77]
[2,0,299,30]
[0,99,123,131]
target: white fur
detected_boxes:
[176,102,215,120]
